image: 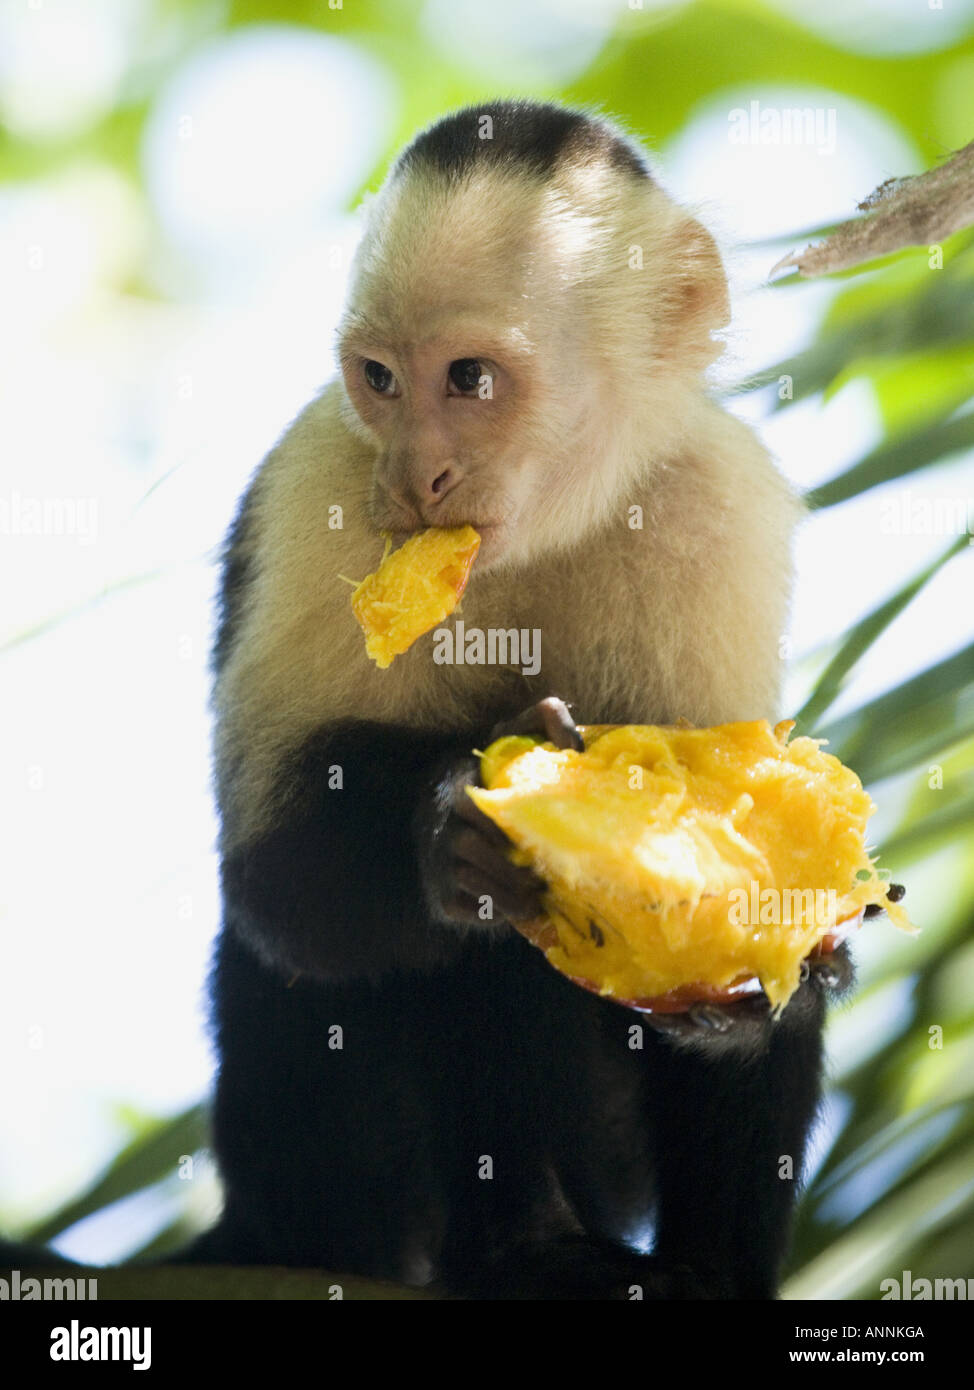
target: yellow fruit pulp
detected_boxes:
[468,721,915,1012]
[351,526,481,669]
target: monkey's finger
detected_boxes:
[453,788,516,846]
[441,887,499,927]
[687,1003,733,1033]
[452,827,545,896]
[537,696,585,751]
[808,952,854,992]
[493,696,584,751]
[455,863,544,923]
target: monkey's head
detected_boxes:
[337,100,730,570]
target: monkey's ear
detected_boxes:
[661,218,730,370]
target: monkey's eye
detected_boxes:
[447,358,484,395]
[364,360,397,395]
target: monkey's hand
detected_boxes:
[417,696,583,929]
[643,945,856,1054]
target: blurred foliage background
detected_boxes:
[1,0,973,1297]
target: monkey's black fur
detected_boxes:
[397,98,651,184]
[202,892,841,1298]
[190,490,852,1300]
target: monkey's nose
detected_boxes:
[427,464,460,503]
[381,459,462,519]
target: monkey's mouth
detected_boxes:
[384,520,507,567]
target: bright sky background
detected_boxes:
[1,0,972,1260]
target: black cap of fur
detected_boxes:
[395,99,650,182]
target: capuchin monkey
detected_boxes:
[194,99,854,1298]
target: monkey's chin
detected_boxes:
[467,523,507,570]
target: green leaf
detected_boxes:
[826,346,974,437]
[802,1102,970,1229]
[795,535,968,731]
[735,238,974,403]
[806,411,974,509]
[823,243,974,330]
[880,791,974,863]
[816,644,974,785]
[0,570,164,653]
[784,1140,974,1299]
[24,1106,207,1244]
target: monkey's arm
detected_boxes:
[219,700,580,984]
[644,954,852,1298]
[213,478,560,983]
[219,721,478,982]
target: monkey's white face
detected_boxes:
[334,160,728,571]
[339,314,594,571]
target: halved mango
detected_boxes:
[468,720,915,1012]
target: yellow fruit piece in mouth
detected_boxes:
[468,721,915,1012]
[350,525,481,669]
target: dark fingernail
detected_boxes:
[546,710,582,750]
[863,903,883,918]
[689,1004,731,1032]
[887,883,906,903]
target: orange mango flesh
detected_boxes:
[468,721,915,1012]
[351,525,481,669]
